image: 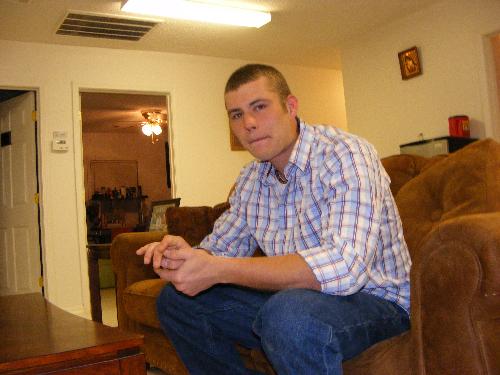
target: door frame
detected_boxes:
[0,86,46,295]
[479,31,500,141]
[71,83,175,316]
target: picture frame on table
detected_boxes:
[149,198,181,232]
[398,46,422,80]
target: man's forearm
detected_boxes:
[214,253,321,291]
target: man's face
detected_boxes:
[225,76,298,171]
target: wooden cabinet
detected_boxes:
[86,196,148,244]
[86,160,150,241]
[92,196,146,226]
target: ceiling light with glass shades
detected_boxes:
[141,110,167,144]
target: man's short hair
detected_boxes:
[225,64,291,107]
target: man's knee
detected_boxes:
[254,289,332,344]
[255,289,309,322]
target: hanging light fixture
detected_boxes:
[141,122,153,136]
[141,110,167,143]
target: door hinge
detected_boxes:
[38,276,44,288]
[32,110,37,122]
[34,193,39,205]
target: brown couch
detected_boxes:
[111,139,500,375]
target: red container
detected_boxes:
[448,115,470,138]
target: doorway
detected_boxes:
[0,89,43,296]
[80,91,173,325]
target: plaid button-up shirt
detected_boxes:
[200,121,411,312]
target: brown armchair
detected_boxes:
[111,139,500,375]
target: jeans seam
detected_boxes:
[323,325,334,375]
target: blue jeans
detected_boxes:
[156,284,409,375]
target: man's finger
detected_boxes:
[136,242,161,265]
[159,235,189,250]
[154,267,173,280]
[161,258,183,270]
[164,247,191,260]
[152,247,165,269]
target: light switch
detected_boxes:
[52,131,69,151]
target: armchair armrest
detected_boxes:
[110,231,166,330]
[410,212,500,375]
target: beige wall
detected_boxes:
[342,0,500,157]
[0,39,346,314]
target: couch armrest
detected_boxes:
[410,212,500,375]
[110,231,166,331]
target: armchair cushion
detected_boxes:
[123,279,167,329]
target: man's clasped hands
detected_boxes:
[136,235,217,296]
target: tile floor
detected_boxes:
[100,288,166,375]
[100,288,118,327]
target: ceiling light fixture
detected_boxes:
[121,0,271,28]
[141,110,167,144]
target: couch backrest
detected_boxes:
[165,202,230,246]
[394,139,500,257]
[381,153,446,196]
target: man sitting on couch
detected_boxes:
[137,64,411,375]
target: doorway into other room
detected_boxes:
[80,91,173,326]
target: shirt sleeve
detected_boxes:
[199,166,259,257]
[297,141,388,295]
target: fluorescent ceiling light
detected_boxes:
[121,0,271,28]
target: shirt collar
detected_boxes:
[287,119,312,174]
[259,119,312,185]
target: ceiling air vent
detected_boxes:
[56,12,159,41]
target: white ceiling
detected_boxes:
[1,0,443,132]
[0,0,441,70]
[80,92,168,133]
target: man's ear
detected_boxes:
[286,95,298,116]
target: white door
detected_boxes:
[0,92,41,296]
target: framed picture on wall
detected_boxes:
[398,46,422,80]
[149,198,181,232]
[230,129,245,151]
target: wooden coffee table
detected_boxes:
[0,293,146,374]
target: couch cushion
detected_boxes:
[123,279,168,329]
[395,139,500,256]
[343,332,410,375]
